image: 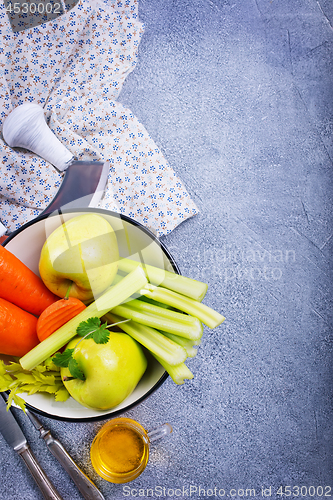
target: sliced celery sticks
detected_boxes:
[105,313,187,366]
[112,302,203,340]
[118,258,208,301]
[139,284,225,329]
[153,354,194,385]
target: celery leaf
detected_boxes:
[55,387,70,402]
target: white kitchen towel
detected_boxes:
[0,0,198,237]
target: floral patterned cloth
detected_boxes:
[0,0,198,237]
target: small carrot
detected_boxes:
[36,297,87,342]
[0,245,58,316]
[0,297,39,357]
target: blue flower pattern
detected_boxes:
[0,0,198,236]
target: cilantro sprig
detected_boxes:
[76,317,111,344]
[52,349,86,381]
[52,317,129,382]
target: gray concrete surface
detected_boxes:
[1,0,332,499]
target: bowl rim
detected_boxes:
[3,208,179,422]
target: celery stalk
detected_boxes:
[138,295,172,310]
[111,303,203,340]
[118,258,208,301]
[140,284,225,329]
[20,267,148,371]
[112,273,124,285]
[162,331,198,358]
[105,313,187,366]
[152,354,194,385]
[125,298,198,325]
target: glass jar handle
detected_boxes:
[147,423,173,443]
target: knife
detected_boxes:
[25,408,105,500]
[0,394,64,500]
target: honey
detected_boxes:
[98,426,145,474]
[90,418,150,483]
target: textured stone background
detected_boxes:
[1,0,333,499]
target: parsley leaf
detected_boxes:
[52,349,75,368]
[92,321,110,344]
[76,317,111,344]
[68,358,85,381]
[52,349,86,381]
[76,317,101,339]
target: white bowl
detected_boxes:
[2,208,178,422]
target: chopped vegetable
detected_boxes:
[0,357,69,411]
[118,258,208,301]
[162,331,198,358]
[37,297,87,342]
[112,302,203,340]
[139,284,225,329]
[0,245,58,316]
[20,266,148,371]
[124,298,188,321]
[152,354,194,385]
[0,298,39,357]
[102,271,225,386]
[105,312,187,366]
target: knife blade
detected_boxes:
[25,408,105,500]
[0,394,64,500]
[40,160,110,217]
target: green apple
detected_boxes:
[61,332,147,410]
[39,214,119,302]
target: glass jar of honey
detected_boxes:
[90,417,172,483]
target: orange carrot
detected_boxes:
[36,297,87,342]
[0,246,58,316]
[0,297,39,357]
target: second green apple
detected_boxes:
[39,214,119,302]
[61,332,148,410]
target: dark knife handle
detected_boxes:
[18,443,64,500]
[43,432,105,500]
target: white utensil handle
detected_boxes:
[2,103,74,172]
